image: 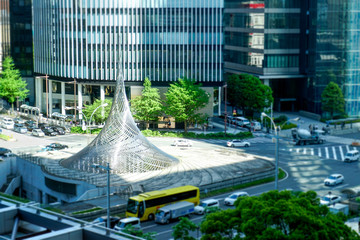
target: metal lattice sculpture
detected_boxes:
[61,74,178,174]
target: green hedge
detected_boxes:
[280,123,297,130]
[141,130,253,139]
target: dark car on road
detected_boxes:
[46,143,68,150]
[14,123,28,134]
[42,127,58,136]
[26,124,37,132]
[25,120,36,126]
[0,148,12,156]
[51,126,65,135]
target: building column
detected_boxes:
[100,85,105,117]
[48,80,53,116]
[78,83,83,120]
[61,82,65,115]
[218,86,222,116]
[35,77,43,112]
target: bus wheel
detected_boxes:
[148,214,155,221]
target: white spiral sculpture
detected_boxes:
[61,74,178,174]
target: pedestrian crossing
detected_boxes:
[287,145,358,161]
[200,137,273,145]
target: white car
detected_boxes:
[32,129,45,137]
[320,194,342,206]
[194,199,219,215]
[114,217,141,231]
[1,117,14,130]
[224,192,249,206]
[324,174,344,186]
[227,139,250,148]
[171,139,192,147]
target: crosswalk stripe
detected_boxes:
[318,149,322,157]
[303,148,307,154]
[339,146,344,161]
[325,147,329,158]
[332,147,337,160]
[296,148,300,153]
[310,148,314,155]
[346,145,350,152]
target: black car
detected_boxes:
[25,120,36,126]
[51,126,65,135]
[0,148,11,156]
[42,127,58,136]
[46,143,68,150]
[26,124,37,131]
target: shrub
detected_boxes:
[274,115,288,124]
[280,123,297,130]
[140,130,253,140]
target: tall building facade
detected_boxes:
[223,0,307,112]
[308,0,360,117]
[32,0,223,117]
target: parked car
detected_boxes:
[27,124,37,131]
[114,217,141,231]
[194,199,220,215]
[227,116,236,125]
[227,139,251,148]
[320,194,342,206]
[235,117,250,127]
[14,124,28,134]
[251,121,262,131]
[42,127,58,136]
[344,150,359,162]
[324,174,344,186]
[51,126,65,135]
[92,217,120,229]
[171,139,192,147]
[46,143,68,150]
[25,120,36,126]
[0,148,12,156]
[32,129,45,137]
[224,192,249,206]
[13,117,25,124]
[1,117,14,130]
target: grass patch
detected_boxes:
[0,134,11,141]
[0,193,30,203]
[201,168,286,198]
[72,207,103,215]
[43,206,65,214]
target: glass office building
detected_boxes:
[308,0,360,117]
[223,0,306,112]
[33,0,223,83]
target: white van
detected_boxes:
[194,199,219,215]
[114,217,141,231]
[1,117,14,130]
[344,150,359,162]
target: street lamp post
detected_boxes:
[91,163,111,229]
[223,84,227,135]
[261,113,300,190]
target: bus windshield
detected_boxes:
[126,199,139,214]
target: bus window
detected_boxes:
[126,199,139,214]
[139,201,145,218]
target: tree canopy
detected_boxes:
[0,56,29,110]
[321,81,345,118]
[227,74,273,116]
[199,190,359,240]
[82,99,112,124]
[164,77,209,132]
[130,78,163,129]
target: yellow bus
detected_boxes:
[126,185,200,221]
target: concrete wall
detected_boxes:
[0,157,16,188]
[16,158,96,204]
[0,206,17,234]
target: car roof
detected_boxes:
[202,199,218,203]
[330,174,342,177]
[120,217,139,223]
[347,150,359,154]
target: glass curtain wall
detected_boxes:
[32,0,223,83]
[309,0,360,117]
[0,0,10,71]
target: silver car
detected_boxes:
[324,174,344,186]
[227,139,251,148]
[32,129,45,137]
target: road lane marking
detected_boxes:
[325,147,329,158]
[346,145,350,152]
[318,148,322,157]
[296,148,300,153]
[332,147,337,160]
[339,146,344,161]
[310,148,314,156]
[303,148,306,154]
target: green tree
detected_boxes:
[227,74,273,116]
[321,81,345,119]
[130,78,163,129]
[164,77,209,133]
[172,217,199,240]
[122,225,156,240]
[0,56,29,111]
[200,190,359,240]
[83,99,112,124]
